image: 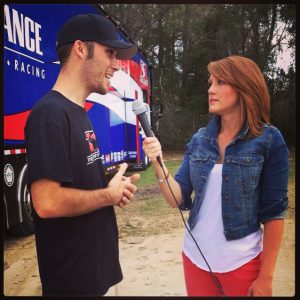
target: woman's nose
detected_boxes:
[208,85,215,95]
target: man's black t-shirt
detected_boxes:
[25,90,122,295]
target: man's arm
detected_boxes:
[30,163,140,218]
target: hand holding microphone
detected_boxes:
[142,137,163,165]
[132,99,163,166]
[132,99,183,209]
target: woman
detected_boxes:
[142,55,289,296]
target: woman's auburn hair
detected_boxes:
[207,55,270,137]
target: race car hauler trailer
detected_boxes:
[4,4,155,235]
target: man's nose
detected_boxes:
[111,59,120,72]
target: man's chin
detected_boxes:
[96,86,109,95]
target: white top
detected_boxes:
[183,163,262,272]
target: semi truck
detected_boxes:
[4,3,157,235]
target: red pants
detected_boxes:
[182,251,262,296]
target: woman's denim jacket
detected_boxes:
[175,115,289,241]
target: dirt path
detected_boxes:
[4,235,41,296]
[3,211,295,297]
[106,218,295,296]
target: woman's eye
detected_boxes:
[218,80,225,85]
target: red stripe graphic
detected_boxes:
[84,102,94,112]
[4,148,27,155]
[119,60,150,91]
[4,110,31,140]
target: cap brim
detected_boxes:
[116,46,138,60]
[98,39,138,59]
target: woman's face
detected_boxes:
[208,74,240,116]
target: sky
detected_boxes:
[276,45,294,71]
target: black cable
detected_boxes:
[156,157,226,297]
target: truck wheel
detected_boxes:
[141,153,150,170]
[8,168,34,236]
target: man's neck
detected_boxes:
[52,72,88,107]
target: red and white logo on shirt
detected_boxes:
[85,130,100,165]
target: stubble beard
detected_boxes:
[96,82,108,95]
[82,64,108,95]
[84,44,111,96]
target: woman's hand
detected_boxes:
[247,276,272,296]
[143,137,163,164]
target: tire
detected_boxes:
[147,155,151,167]
[8,168,34,236]
[128,152,150,171]
[141,153,149,170]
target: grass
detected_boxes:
[289,158,295,178]
[134,196,168,215]
[126,160,183,189]
[287,154,295,217]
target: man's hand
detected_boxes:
[108,163,140,208]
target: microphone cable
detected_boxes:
[156,157,226,297]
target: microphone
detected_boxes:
[132,99,153,137]
[132,99,162,166]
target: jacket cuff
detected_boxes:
[260,196,288,224]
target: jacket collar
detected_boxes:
[205,115,249,141]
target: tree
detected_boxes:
[101,4,295,150]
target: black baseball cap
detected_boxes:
[56,14,138,59]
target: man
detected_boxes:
[25,14,140,296]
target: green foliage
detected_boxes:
[101,4,295,149]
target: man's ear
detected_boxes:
[73,40,86,58]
